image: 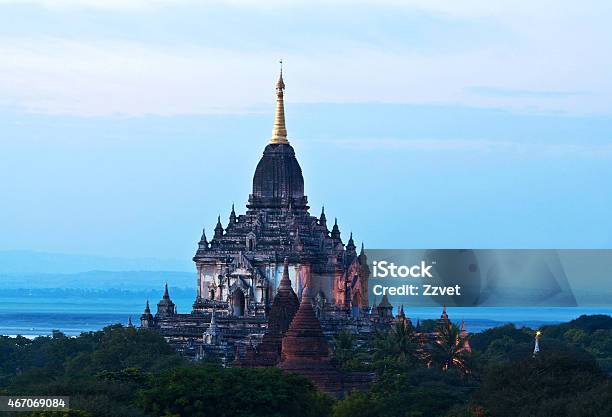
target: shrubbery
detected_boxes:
[1,315,611,417]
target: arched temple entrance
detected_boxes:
[232,290,245,317]
[351,291,361,317]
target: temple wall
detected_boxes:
[265,262,299,296]
[308,271,334,302]
[198,263,226,300]
[197,260,340,306]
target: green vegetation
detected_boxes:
[0,315,611,417]
[138,365,332,417]
[330,320,475,417]
[330,316,612,417]
[0,326,330,417]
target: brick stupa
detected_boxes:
[278,284,346,397]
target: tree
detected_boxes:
[372,321,421,371]
[137,364,334,417]
[2,325,185,417]
[331,390,379,417]
[431,321,471,374]
[474,352,612,417]
[332,331,358,369]
[24,411,92,417]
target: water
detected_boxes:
[0,292,611,337]
[0,312,130,338]
[0,289,195,337]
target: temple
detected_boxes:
[192,66,368,315]
[141,68,372,365]
[139,68,467,396]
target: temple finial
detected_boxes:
[279,257,292,290]
[331,217,341,240]
[347,232,356,252]
[319,206,327,226]
[198,227,209,251]
[214,215,224,239]
[441,304,448,320]
[270,61,289,145]
[229,203,236,224]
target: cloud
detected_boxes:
[0,1,610,116]
[0,37,276,115]
[0,0,588,15]
[0,0,185,11]
[0,34,609,116]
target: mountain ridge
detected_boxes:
[0,250,193,274]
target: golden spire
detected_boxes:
[270,60,289,144]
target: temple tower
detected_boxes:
[533,330,541,357]
[140,300,154,328]
[192,66,365,315]
[156,283,176,318]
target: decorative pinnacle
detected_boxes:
[300,283,312,303]
[270,61,289,145]
[229,204,236,223]
[319,206,327,225]
[279,257,292,290]
[214,215,224,238]
[441,305,448,320]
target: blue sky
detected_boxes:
[1,0,611,260]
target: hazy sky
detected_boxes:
[1,0,611,260]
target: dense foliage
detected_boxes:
[0,315,610,417]
[332,315,612,417]
[0,325,185,416]
[138,365,332,417]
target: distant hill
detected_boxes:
[1,270,196,290]
[0,250,193,274]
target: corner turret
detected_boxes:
[331,218,341,241]
[198,228,209,251]
[140,300,154,328]
[346,232,356,256]
[156,283,176,318]
[229,204,237,224]
[214,216,224,240]
[319,206,327,228]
